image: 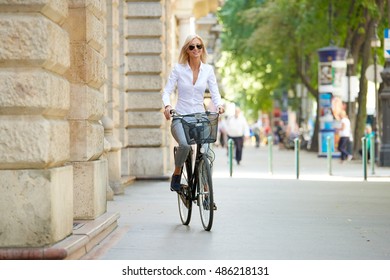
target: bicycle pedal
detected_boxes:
[179,194,190,209]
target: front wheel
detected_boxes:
[197,158,214,231]
[178,153,192,225]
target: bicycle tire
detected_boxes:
[178,152,192,225]
[197,157,214,231]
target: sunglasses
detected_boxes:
[188,44,203,50]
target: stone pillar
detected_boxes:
[178,16,195,45]
[0,1,73,247]
[379,60,390,166]
[63,1,107,219]
[105,0,125,193]
[123,0,168,178]
[102,116,124,194]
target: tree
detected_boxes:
[217,0,387,154]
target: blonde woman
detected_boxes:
[162,34,225,192]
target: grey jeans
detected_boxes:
[171,118,191,168]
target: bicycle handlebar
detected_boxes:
[169,109,218,118]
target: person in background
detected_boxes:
[162,34,225,192]
[337,110,353,163]
[359,124,375,161]
[218,115,228,148]
[251,120,261,148]
[275,120,286,149]
[226,107,250,165]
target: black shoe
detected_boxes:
[170,174,181,192]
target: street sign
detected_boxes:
[384,28,390,58]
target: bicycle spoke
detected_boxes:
[198,158,214,231]
[178,154,192,225]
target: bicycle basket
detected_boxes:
[181,113,219,145]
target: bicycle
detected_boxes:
[171,110,219,231]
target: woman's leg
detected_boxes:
[171,119,191,174]
[168,119,191,191]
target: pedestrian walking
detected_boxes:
[226,107,250,165]
[275,120,286,149]
[162,34,225,192]
[359,124,375,161]
[251,119,261,148]
[337,110,353,163]
[218,115,228,148]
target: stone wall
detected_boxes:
[0,0,73,247]
[63,0,107,220]
[122,0,168,178]
[0,0,221,250]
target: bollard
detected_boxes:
[326,136,332,175]
[362,137,367,181]
[268,135,273,174]
[370,134,375,175]
[294,138,300,179]
[228,138,233,177]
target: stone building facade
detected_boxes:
[0,0,221,258]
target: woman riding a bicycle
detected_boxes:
[162,34,224,192]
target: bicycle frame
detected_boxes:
[188,143,206,202]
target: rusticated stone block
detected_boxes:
[126,147,165,176]
[127,111,164,127]
[0,0,68,24]
[127,2,162,17]
[0,69,70,116]
[126,74,162,91]
[0,116,69,169]
[65,43,106,89]
[69,120,104,161]
[86,9,105,52]
[126,128,162,146]
[126,92,163,110]
[0,15,69,74]
[127,19,163,37]
[127,55,162,73]
[120,148,131,176]
[67,84,104,120]
[72,159,107,219]
[63,7,105,52]
[127,38,162,54]
[0,166,73,247]
[68,0,106,18]
[107,149,122,194]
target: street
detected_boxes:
[83,143,390,260]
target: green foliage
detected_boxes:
[217,0,387,141]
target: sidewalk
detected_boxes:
[82,143,390,260]
[213,142,389,181]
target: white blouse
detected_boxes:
[162,62,222,114]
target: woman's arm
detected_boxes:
[207,66,224,114]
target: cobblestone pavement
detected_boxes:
[83,143,390,260]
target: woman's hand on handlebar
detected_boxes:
[164,105,172,120]
[217,105,225,115]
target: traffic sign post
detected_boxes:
[384,29,390,58]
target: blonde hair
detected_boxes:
[178,34,208,64]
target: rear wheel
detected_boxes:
[198,157,214,231]
[178,153,192,225]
